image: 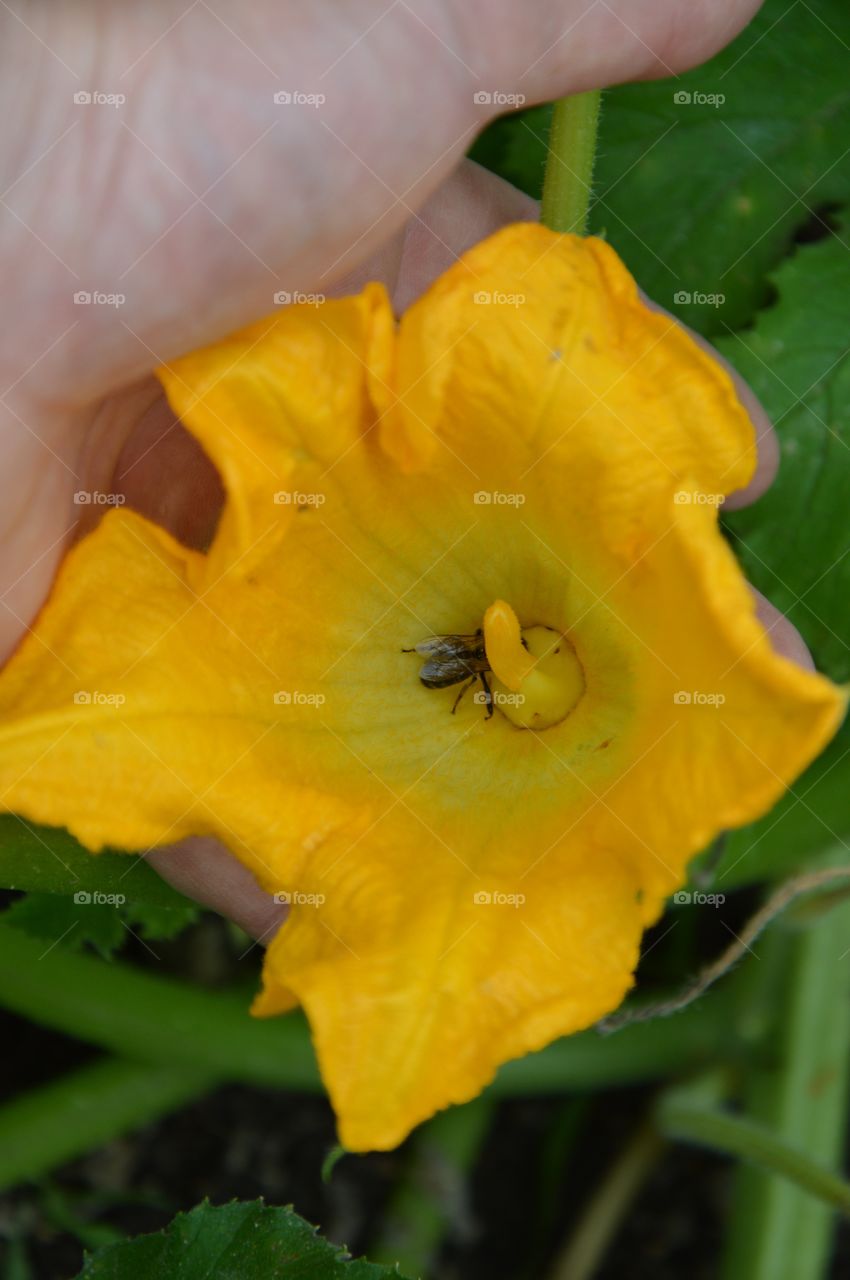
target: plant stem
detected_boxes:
[0,922,742,1097]
[547,1119,665,1280]
[540,92,601,234]
[720,897,850,1279]
[0,922,321,1089]
[601,864,850,1033]
[658,1099,850,1218]
[0,1057,217,1191]
[370,1097,495,1277]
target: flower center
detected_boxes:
[483,599,585,730]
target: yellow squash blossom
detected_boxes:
[0,225,843,1151]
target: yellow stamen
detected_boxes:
[483,600,537,691]
[484,600,585,730]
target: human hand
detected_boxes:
[1,0,790,938]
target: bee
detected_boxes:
[403,630,493,716]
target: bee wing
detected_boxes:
[412,634,480,658]
[419,655,477,687]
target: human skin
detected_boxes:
[2,0,794,939]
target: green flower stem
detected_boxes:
[0,1057,218,1192]
[0,922,742,1097]
[658,1097,850,1218]
[720,898,850,1280]
[370,1096,495,1276]
[0,922,321,1089]
[540,92,601,234]
[547,1120,665,1280]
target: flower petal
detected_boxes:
[159,285,394,583]
[593,491,847,910]
[253,821,643,1151]
[0,510,362,877]
[386,224,756,556]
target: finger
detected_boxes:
[330,160,538,311]
[752,588,814,671]
[705,353,778,511]
[11,0,763,403]
[146,836,288,943]
[468,0,764,99]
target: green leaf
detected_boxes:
[123,899,200,941]
[0,814,195,909]
[2,890,199,957]
[472,0,850,336]
[3,892,125,958]
[591,0,850,335]
[713,223,850,887]
[73,1200,413,1280]
[720,227,850,682]
[468,104,550,198]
